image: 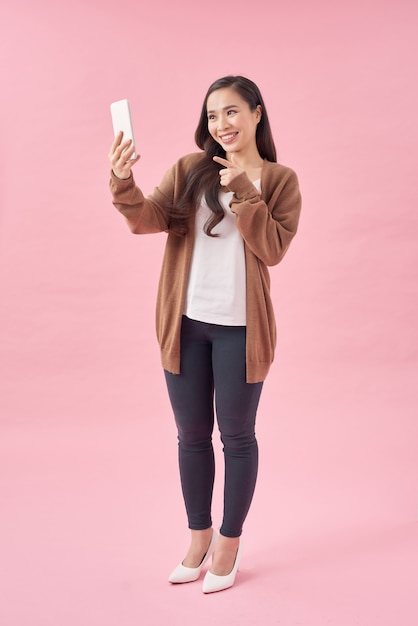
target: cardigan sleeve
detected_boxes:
[109,167,175,234]
[228,165,301,266]
[109,152,205,235]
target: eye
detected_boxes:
[208,114,216,121]
[227,109,237,116]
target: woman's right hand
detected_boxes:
[108,131,140,179]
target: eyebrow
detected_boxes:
[207,104,240,114]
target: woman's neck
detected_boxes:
[226,149,264,181]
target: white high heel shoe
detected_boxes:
[168,530,218,584]
[202,541,242,593]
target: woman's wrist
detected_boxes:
[112,169,132,181]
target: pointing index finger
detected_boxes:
[213,156,231,168]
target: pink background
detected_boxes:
[1,0,417,624]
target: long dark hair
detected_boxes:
[170,76,277,236]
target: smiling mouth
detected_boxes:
[219,132,238,143]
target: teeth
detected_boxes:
[220,133,237,141]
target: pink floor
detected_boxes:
[1,362,416,626]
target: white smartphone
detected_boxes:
[110,99,137,158]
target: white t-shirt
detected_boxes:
[184,180,261,326]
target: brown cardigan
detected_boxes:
[110,152,301,383]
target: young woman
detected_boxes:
[108,75,301,593]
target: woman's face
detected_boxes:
[206,87,261,156]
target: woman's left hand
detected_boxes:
[213,154,244,187]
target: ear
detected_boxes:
[255,105,262,123]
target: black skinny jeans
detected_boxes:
[164,316,263,538]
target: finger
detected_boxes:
[218,171,229,185]
[110,130,124,153]
[120,140,136,158]
[123,147,140,163]
[118,138,134,155]
[112,141,136,167]
[213,156,231,168]
[112,153,141,179]
[108,134,130,162]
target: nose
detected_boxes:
[217,112,230,131]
